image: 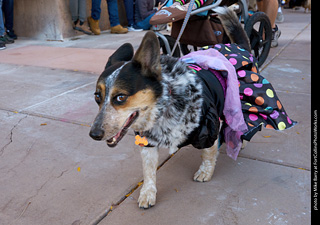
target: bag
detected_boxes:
[171,16,225,47]
[150,6,187,25]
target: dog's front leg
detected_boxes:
[193,139,219,182]
[138,146,159,209]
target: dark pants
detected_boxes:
[2,0,14,31]
[124,0,134,26]
[91,0,120,27]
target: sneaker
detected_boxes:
[0,40,6,50]
[276,11,284,23]
[74,20,92,35]
[111,25,128,34]
[6,30,17,39]
[0,34,14,44]
[127,26,143,32]
[271,25,281,48]
[87,16,101,35]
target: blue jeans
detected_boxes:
[135,13,154,30]
[124,0,134,26]
[91,0,120,27]
[2,0,14,31]
[0,0,5,36]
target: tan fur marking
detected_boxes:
[193,141,219,182]
[111,89,156,111]
[96,82,106,107]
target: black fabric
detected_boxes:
[179,66,225,149]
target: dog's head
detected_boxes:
[89,31,163,147]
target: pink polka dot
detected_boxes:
[287,116,292,124]
[259,113,267,120]
[249,114,258,121]
[229,58,237,65]
[244,87,253,96]
[238,70,246,77]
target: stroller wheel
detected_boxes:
[158,35,181,58]
[244,12,272,67]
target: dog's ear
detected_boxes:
[132,31,162,81]
[105,43,134,69]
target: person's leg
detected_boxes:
[106,0,120,27]
[69,0,79,23]
[2,0,14,31]
[0,0,5,36]
[107,0,128,33]
[76,0,92,34]
[88,0,101,34]
[78,0,87,22]
[123,0,134,26]
[135,13,155,30]
[257,0,277,28]
[257,0,280,47]
[91,0,102,20]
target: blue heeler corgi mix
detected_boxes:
[89,7,296,208]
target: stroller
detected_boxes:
[151,0,272,67]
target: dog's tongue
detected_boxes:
[107,111,139,147]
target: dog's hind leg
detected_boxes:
[193,139,219,182]
[138,146,159,209]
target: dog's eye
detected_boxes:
[94,92,101,104]
[114,94,128,104]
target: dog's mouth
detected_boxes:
[106,111,139,147]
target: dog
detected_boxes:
[289,0,311,12]
[89,7,295,208]
[302,0,311,13]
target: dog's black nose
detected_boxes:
[89,128,105,141]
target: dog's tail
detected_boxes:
[214,6,251,52]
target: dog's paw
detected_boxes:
[138,186,157,209]
[193,166,214,182]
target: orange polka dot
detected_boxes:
[266,124,274,129]
[277,100,282,110]
[242,61,249,66]
[251,66,257,73]
[249,107,258,113]
[255,96,264,105]
[248,122,255,127]
[251,74,259,82]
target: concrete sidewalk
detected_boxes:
[0,8,311,225]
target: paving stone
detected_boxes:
[103,149,310,225]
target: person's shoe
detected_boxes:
[74,20,92,35]
[6,30,17,40]
[0,34,14,44]
[127,26,143,32]
[110,25,128,34]
[0,40,6,50]
[271,25,281,48]
[276,11,284,23]
[87,16,101,35]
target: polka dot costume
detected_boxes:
[214,43,297,140]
